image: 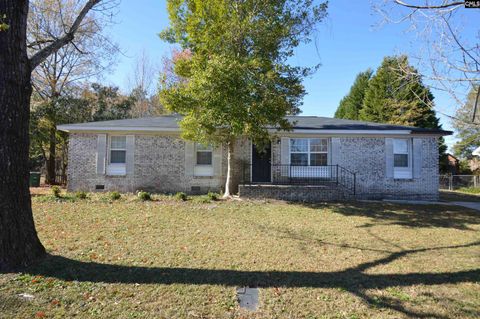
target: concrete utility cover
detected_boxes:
[236,287,259,311]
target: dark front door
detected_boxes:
[252,143,271,183]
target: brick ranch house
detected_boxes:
[58,115,451,201]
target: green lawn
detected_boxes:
[1,191,479,318]
[440,189,480,202]
[456,187,480,195]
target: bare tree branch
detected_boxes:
[27,38,55,48]
[28,0,119,100]
[473,86,480,122]
[29,0,101,69]
[374,1,480,124]
[394,0,465,10]
[441,15,480,67]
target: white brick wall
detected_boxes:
[68,133,439,199]
[269,136,440,200]
[333,137,439,200]
[67,133,250,194]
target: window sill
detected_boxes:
[194,165,213,177]
[393,168,412,180]
[193,175,215,179]
[106,164,126,176]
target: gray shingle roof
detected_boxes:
[284,116,451,134]
[58,115,182,130]
[57,114,451,135]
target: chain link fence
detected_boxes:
[439,175,480,190]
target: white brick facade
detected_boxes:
[333,137,439,200]
[67,133,250,194]
[269,136,439,200]
[67,133,439,200]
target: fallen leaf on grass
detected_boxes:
[50,299,61,306]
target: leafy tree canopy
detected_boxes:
[159,0,328,147]
[159,0,328,195]
[29,83,136,171]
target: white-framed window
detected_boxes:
[107,135,126,175]
[196,143,212,165]
[393,138,412,179]
[194,143,213,176]
[290,138,328,166]
[110,136,127,164]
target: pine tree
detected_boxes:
[334,69,372,120]
[360,56,439,129]
[359,56,440,129]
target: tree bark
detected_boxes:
[223,141,234,198]
[46,127,56,184]
[0,1,46,271]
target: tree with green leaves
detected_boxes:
[29,94,89,177]
[29,83,136,179]
[334,69,372,120]
[85,83,136,122]
[159,0,328,197]
[452,86,480,159]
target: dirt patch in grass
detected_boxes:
[1,195,479,318]
[30,186,57,196]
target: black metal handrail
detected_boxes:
[241,164,357,195]
[336,165,356,195]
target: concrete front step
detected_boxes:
[239,184,353,202]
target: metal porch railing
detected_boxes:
[242,164,357,195]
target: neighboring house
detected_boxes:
[473,146,480,157]
[445,153,460,175]
[468,147,480,173]
[469,158,480,173]
[58,115,451,201]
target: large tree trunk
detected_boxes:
[223,141,234,198]
[46,127,56,184]
[0,0,46,271]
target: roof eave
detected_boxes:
[57,125,452,136]
[280,129,412,135]
[57,125,180,133]
[410,130,453,136]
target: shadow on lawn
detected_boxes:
[297,201,480,230]
[13,240,480,319]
